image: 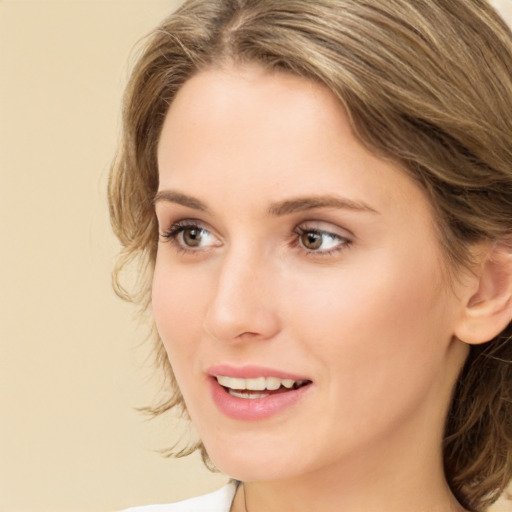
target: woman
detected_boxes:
[109,1,512,511]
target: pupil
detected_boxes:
[302,232,322,250]
[184,228,201,246]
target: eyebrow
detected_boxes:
[153,190,378,216]
[267,195,379,216]
[153,190,209,211]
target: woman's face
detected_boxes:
[153,65,469,482]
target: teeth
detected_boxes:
[216,375,306,391]
[220,376,246,389]
[282,379,295,389]
[229,390,269,399]
[266,377,281,390]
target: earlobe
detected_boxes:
[455,242,512,345]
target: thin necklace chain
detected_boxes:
[243,483,249,512]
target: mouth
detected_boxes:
[207,365,313,420]
[216,375,311,399]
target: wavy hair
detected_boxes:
[108,1,512,510]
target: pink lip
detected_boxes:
[207,365,312,421]
[208,364,310,381]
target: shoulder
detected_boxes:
[123,481,238,512]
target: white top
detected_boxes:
[124,481,238,512]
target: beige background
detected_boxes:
[0,1,228,511]
[1,1,511,511]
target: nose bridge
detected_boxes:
[203,241,280,342]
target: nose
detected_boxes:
[203,249,281,343]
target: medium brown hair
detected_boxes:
[108,1,512,510]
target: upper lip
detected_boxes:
[207,364,311,381]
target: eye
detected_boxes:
[160,221,220,251]
[296,226,350,255]
[180,226,209,247]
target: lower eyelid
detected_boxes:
[306,239,352,257]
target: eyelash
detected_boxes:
[159,220,352,257]
[159,220,214,255]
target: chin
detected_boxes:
[205,438,306,482]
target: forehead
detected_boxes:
[156,65,427,220]
[157,65,345,163]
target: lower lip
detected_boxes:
[209,377,311,421]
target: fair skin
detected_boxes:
[152,64,475,512]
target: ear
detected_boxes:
[455,242,512,345]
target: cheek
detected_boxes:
[282,255,456,447]
[151,260,219,420]
[286,248,452,387]
[152,259,210,366]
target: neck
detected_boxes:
[240,463,463,512]
[235,451,465,512]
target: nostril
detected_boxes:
[203,299,281,343]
